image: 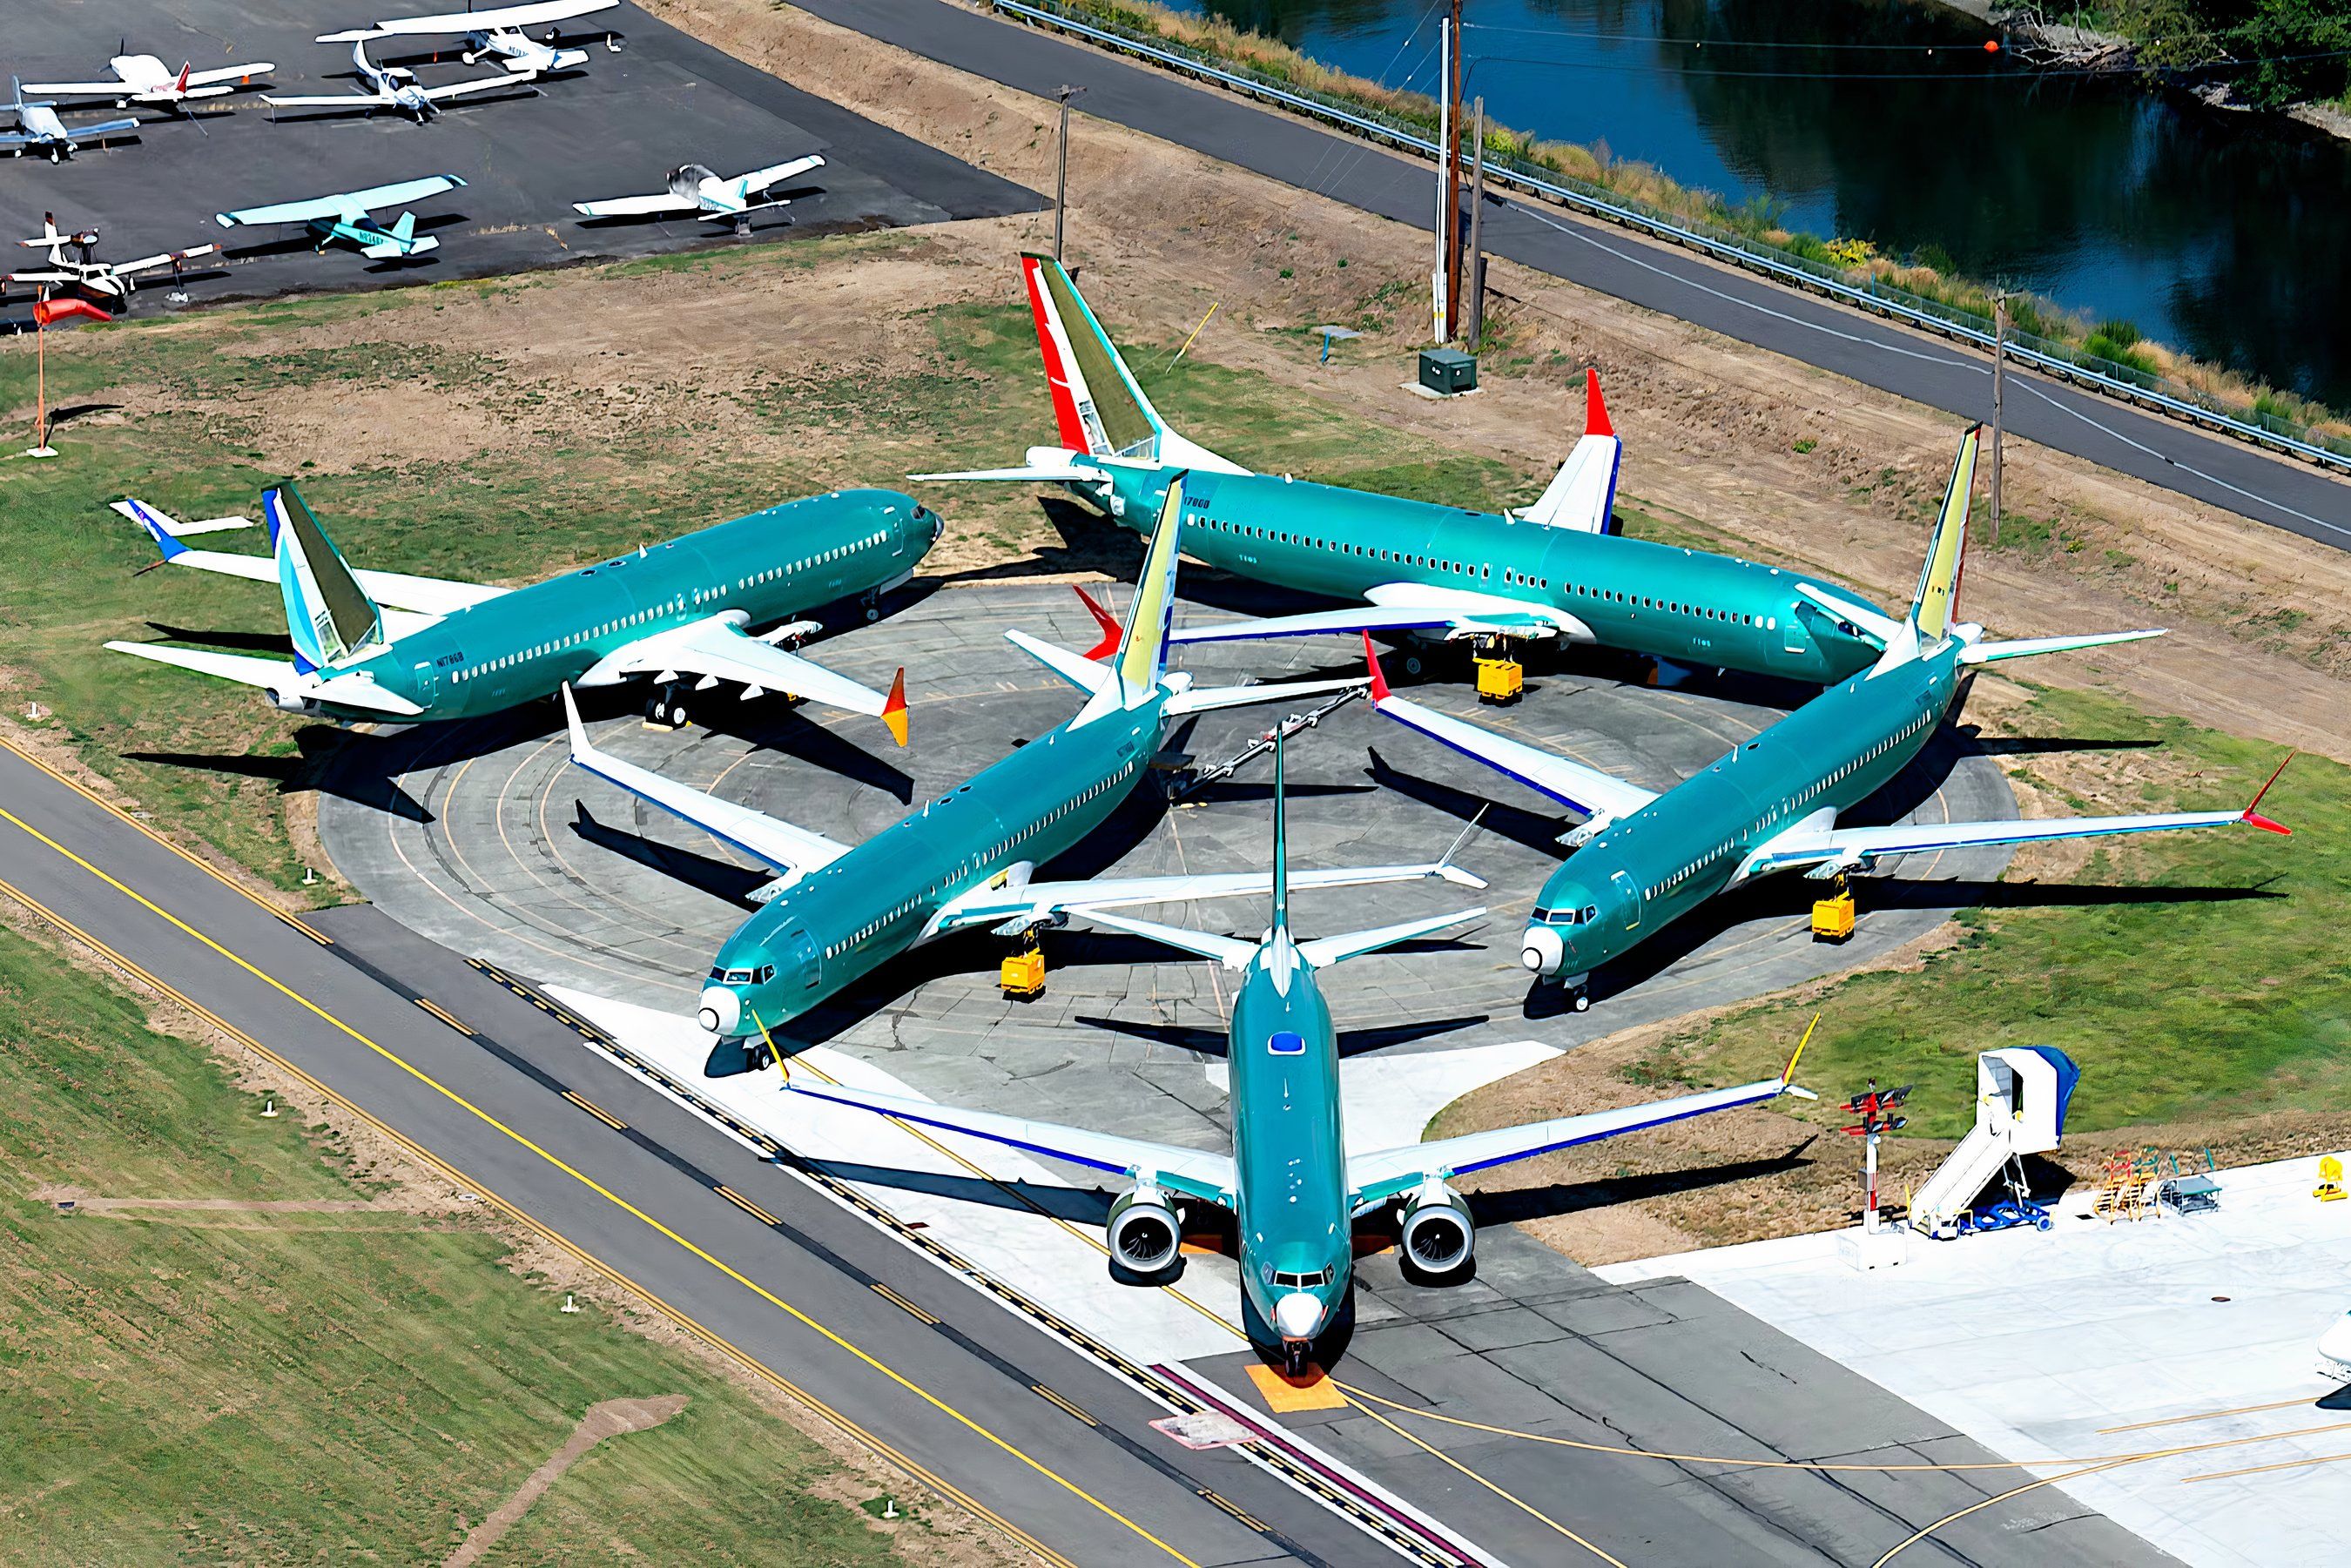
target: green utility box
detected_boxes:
[1418,347,1478,395]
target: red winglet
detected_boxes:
[1361,631,1391,703]
[880,668,908,748]
[1584,367,1613,439]
[174,62,192,94]
[2241,749,2295,834]
[1074,582,1122,662]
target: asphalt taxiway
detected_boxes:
[0,1,1038,309]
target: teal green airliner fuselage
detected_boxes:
[1089,465,1883,685]
[697,698,1161,1038]
[316,490,932,721]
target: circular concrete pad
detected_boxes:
[320,582,2013,1137]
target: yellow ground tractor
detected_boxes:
[1000,941,1047,999]
[1474,654,1523,705]
[1812,889,1856,941]
[2319,1155,2346,1203]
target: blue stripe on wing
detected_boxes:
[1376,698,1601,818]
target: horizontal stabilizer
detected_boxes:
[1162,675,1366,715]
[102,641,423,716]
[1003,628,1113,695]
[907,463,1105,485]
[1295,905,1484,970]
[1794,582,1902,648]
[1957,629,2165,664]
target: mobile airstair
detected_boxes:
[1910,1047,2078,1240]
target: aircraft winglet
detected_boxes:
[1584,367,1611,439]
[2242,750,2296,836]
[1074,582,1121,662]
[122,497,189,561]
[1361,631,1392,703]
[1782,1013,1818,1087]
[881,668,909,748]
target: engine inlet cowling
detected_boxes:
[1106,1185,1181,1276]
[1399,1181,1474,1278]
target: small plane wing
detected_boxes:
[259,91,388,111]
[107,242,220,276]
[121,499,505,613]
[738,153,825,193]
[420,70,536,103]
[1363,636,1656,824]
[938,855,1485,937]
[218,174,466,228]
[583,614,907,743]
[561,686,853,878]
[111,498,249,537]
[1346,1070,1800,1208]
[322,0,619,41]
[779,1069,1236,1206]
[181,63,277,89]
[102,642,425,716]
[571,192,698,219]
[18,79,136,98]
[44,116,141,140]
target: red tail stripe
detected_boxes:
[1074,583,1122,662]
[1022,257,1088,454]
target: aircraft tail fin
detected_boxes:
[387,210,416,246]
[1908,426,1979,644]
[1516,368,1623,535]
[1270,732,1290,935]
[1021,252,1166,461]
[266,485,385,673]
[1112,474,1187,700]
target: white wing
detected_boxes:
[105,243,219,276]
[103,643,425,717]
[1741,805,2283,880]
[420,70,535,103]
[780,1072,1235,1206]
[582,614,899,724]
[572,192,699,218]
[937,858,1485,936]
[737,153,825,193]
[1172,583,1581,646]
[182,62,276,88]
[561,687,852,878]
[110,499,248,537]
[261,91,388,110]
[1367,651,1655,825]
[1345,1073,1795,1207]
[120,500,505,614]
[323,0,618,39]
[17,80,134,98]
[217,177,461,227]
[1074,905,1483,972]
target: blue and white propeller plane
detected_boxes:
[771,737,1817,1374]
[2,78,138,163]
[320,0,621,76]
[264,40,531,123]
[215,174,468,259]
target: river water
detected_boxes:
[1176,0,2351,410]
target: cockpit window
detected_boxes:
[708,966,726,983]
[1270,1269,1332,1288]
[723,968,754,986]
[1267,1031,1305,1056]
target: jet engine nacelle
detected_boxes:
[1106,1183,1181,1277]
[1399,1180,1474,1278]
[265,687,320,717]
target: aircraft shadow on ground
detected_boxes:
[791,1155,1116,1223]
[701,699,915,804]
[1364,746,1566,860]
[1467,1139,1822,1227]
[569,801,769,906]
[1074,1011,1490,1060]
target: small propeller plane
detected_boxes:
[572,156,826,233]
[2,214,216,304]
[23,46,274,111]
[1366,427,2297,1010]
[214,174,468,259]
[2,78,139,163]
[264,40,532,123]
[771,736,1817,1375]
[320,0,622,75]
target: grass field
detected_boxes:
[0,916,945,1565]
[1633,683,2341,1141]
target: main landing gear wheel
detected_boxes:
[1571,988,1591,1013]
[644,685,690,730]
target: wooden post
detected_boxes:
[1432,18,1450,343]
[1989,293,2007,545]
[1464,98,1486,353]
[31,289,49,456]
[1053,85,1084,263]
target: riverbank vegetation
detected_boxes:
[2098,0,2351,110]
[1042,0,2351,441]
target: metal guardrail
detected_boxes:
[994,0,2351,477]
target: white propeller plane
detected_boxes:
[320,0,621,75]
[265,40,532,124]
[573,156,826,232]
[23,48,274,111]
[2,79,138,163]
[2,214,216,303]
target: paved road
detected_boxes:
[0,737,1393,1568]
[791,0,2349,552]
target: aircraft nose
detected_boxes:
[1520,922,1565,975]
[1272,1290,1324,1342]
[697,986,741,1037]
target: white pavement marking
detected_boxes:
[1598,1154,2351,1568]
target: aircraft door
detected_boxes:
[1610,868,1642,931]
[411,661,440,705]
[790,929,820,989]
[1782,609,1811,656]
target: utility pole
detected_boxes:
[1053,84,1084,263]
[1463,97,1486,353]
[1443,0,1464,340]
[1989,293,2007,545]
[1431,18,1450,343]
